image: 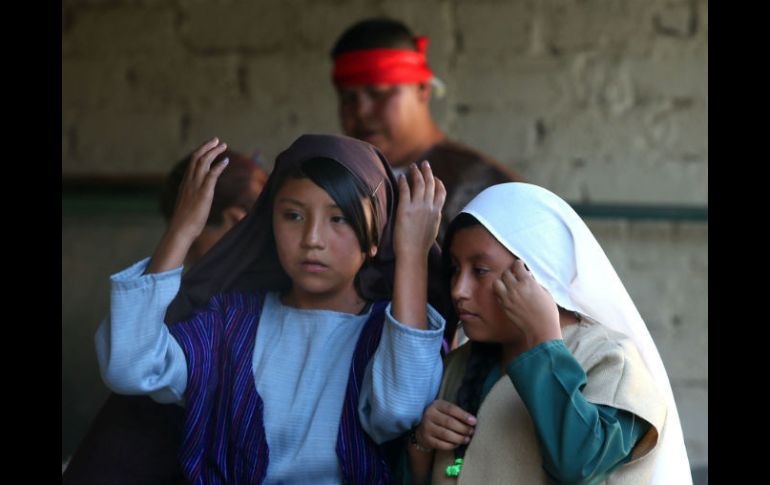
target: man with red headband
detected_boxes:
[331,17,525,239]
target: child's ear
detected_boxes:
[222,206,248,228]
[368,245,379,259]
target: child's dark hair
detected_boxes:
[442,212,503,463]
[331,17,417,57]
[454,342,501,462]
[282,156,380,254]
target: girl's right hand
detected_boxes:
[166,138,229,244]
[414,399,477,451]
[146,138,229,274]
[493,258,562,349]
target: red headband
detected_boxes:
[333,36,433,86]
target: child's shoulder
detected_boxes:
[563,320,640,365]
[567,321,666,437]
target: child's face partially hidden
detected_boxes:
[449,225,523,345]
[273,177,376,311]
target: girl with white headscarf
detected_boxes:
[406,183,692,484]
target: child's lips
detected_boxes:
[457,308,479,320]
[300,260,328,272]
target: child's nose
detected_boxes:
[301,219,325,249]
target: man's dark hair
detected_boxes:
[331,17,417,57]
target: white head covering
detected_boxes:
[459,182,692,485]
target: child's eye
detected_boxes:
[283,211,302,221]
[331,215,349,224]
[473,267,490,276]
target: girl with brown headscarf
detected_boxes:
[95,134,448,484]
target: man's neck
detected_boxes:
[391,124,446,167]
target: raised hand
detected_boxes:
[391,161,446,329]
[167,138,229,240]
[493,258,562,349]
[146,138,229,274]
[394,161,447,259]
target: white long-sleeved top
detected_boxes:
[95,258,445,484]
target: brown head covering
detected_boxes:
[166,133,447,323]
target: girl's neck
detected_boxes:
[281,286,368,315]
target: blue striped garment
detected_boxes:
[168,291,390,485]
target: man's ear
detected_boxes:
[222,206,248,229]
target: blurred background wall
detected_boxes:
[62,0,707,481]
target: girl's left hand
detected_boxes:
[415,399,476,451]
[493,259,562,348]
[394,161,446,259]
